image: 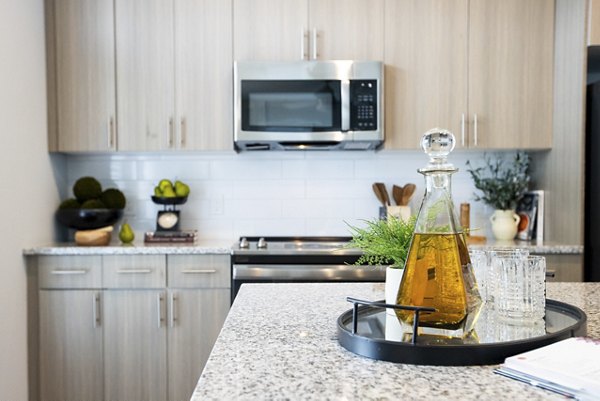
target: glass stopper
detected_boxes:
[419,128,456,172]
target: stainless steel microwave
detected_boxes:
[234,60,384,151]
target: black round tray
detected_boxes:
[151,196,188,205]
[337,299,587,366]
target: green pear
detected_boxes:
[119,223,135,243]
[158,179,173,192]
[162,185,176,198]
[174,180,190,197]
[154,186,163,197]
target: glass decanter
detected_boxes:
[396,128,482,339]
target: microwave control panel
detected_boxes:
[350,80,378,131]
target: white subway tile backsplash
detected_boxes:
[59,151,509,239]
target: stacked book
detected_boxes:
[144,230,197,243]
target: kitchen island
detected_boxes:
[192,282,599,401]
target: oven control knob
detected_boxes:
[239,237,249,249]
[257,237,267,249]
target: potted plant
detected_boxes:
[466,152,530,240]
[346,216,416,310]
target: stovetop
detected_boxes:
[232,236,361,255]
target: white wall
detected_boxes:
[64,150,511,241]
[0,1,61,399]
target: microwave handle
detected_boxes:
[341,80,350,132]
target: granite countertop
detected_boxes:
[23,239,582,256]
[22,239,233,255]
[192,282,599,401]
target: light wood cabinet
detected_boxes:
[384,0,554,150]
[53,0,116,151]
[115,0,175,151]
[167,289,229,401]
[589,0,600,46]
[233,0,384,61]
[35,254,230,401]
[39,290,103,401]
[104,290,168,401]
[174,0,233,150]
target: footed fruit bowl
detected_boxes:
[151,196,188,206]
[56,208,123,230]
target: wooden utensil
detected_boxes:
[401,183,416,205]
[373,182,391,206]
[392,185,404,206]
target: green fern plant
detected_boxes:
[466,152,530,211]
[346,216,416,269]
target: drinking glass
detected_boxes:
[492,255,546,323]
[486,248,530,303]
[469,250,488,301]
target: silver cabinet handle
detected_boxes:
[182,269,216,274]
[311,27,318,60]
[461,113,466,147]
[168,117,174,148]
[180,117,187,148]
[169,292,177,328]
[108,116,115,149]
[116,268,152,274]
[93,292,101,328]
[473,113,478,147]
[51,269,88,275]
[341,80,350,132]
[301,28,308,60]
[157,292,165,328]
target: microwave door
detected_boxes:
[240,80,343,139]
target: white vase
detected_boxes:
[490,209,520,240]
[385,266,405,316]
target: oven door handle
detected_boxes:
[232,264,384,281]
[341,80,350,132]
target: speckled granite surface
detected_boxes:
[192,282,598,401]
[23,240,581,256]
[22,240,232,255]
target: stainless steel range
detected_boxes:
[231,236,385,301]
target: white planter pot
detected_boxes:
[490,209,520,240]
[385,266,405,316]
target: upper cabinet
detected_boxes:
[233,0,384,61]
[49,0,233,152]
[589,0,600,46]
[53,0,116,152]
[115,0,175,151]
[174,0,233,150]
[384,0,554,150]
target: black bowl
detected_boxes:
[151,196,188,205]
[56,208,124,230]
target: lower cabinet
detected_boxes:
[36,254,231,401]
[39,290,104,401]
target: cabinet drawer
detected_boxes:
[38,256,102,289]
[167,255,230,288]
[103,255,166,288]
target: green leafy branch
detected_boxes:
[345,216,416,269]
[466,152,530,211]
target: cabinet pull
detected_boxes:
[108,116,115,149]
[311,27,318,60]
[157,293,165,328]
[169,292,177,328]
[546,270,556,278]
[301,28,308,60]
[180,117,187,148]
[51,269,87,275]
[182,269,217,274]
[461,113,466,147]
[168,117,174,148]
[473,113,478,147]
[116,268,152,274]
[93,292,101,328]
